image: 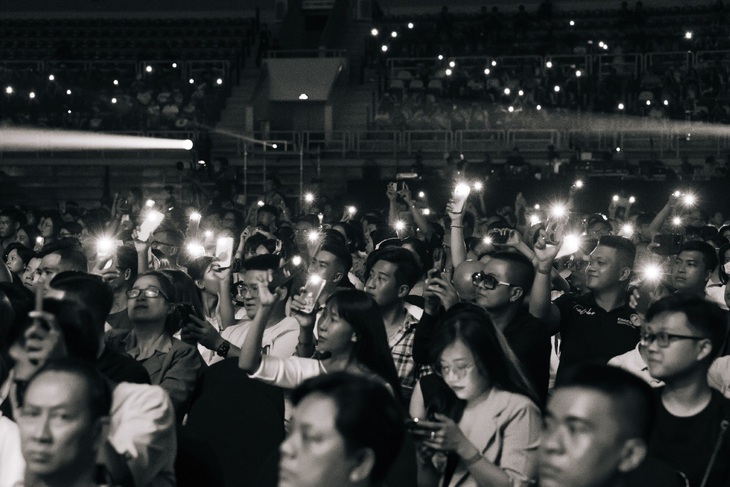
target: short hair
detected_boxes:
[400,237,430,274]
[678,240,719,273]
[646,294,729,361]
[50,271,114,334]
[596,235,636,270]
[0,207,26,227]
[115,245,138,282]
[154,227,185,247]
[242,253,281,273]
[39,245,88,273]
[295,214,319,228]
[258,204,279,218]
[60,221,83,236]
[31,358,112,421]
[318,236,353,276]
[490,251,536,295]
[555,364,656,441]
[291,372,405,485]
[366,247,420,289]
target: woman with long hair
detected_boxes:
[239,286,402,402]
[410,303,541,487]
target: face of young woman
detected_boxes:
[316,301,355,356]
[438,339,490,402]
[6,249,24,274]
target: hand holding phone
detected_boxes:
[268,256,306,293]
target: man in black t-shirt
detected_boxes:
[531,235,640,376]
[643,294,730,487]
[474,251,551,404]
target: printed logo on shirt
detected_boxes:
[572,304,596,316]
[617,317,634,328]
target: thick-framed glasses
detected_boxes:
[236,283,259,297]
[126,287,170,301]
[434,362,476,380]
[639,331,706,348]
[471,272,512,290]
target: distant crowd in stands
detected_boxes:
[371,1,730,131]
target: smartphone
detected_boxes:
[432,246,446,274]
[544,219,565,246]
[631,284,653,315]
[137,210,164,242]
[652,234,683,256]
[488,228,511,245]
[300,274,327,313]
[34,236,44,251]
[216,236,235,268]
[177,303,195,323]
[451,183,471,214]
[268,256,306,292]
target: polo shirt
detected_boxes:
[554,292,639,375]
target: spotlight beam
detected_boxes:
[0,128,193,151]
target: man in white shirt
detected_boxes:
[185,254,298,365]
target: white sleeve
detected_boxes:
[0,416,24,487]
[248,355,324,389]
[107,383,177,487]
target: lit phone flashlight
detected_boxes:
[347,206,357,215]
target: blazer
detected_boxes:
[443,387,541,487]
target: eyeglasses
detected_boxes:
[126,286,170,300]
[434,361,476,380]
[236,283,259,297]
[471,272,512,290]
[150,240,175,247]
[639,331,707,348]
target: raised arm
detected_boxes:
[238,275,280,373]
[528,230,562,335]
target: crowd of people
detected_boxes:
[371,1,730,131]
[0,166,729,487]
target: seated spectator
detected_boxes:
[183,254,297,366]
[106,271,205,420]
[279,372,406,487]
[410,304,541,487]
[34,244,88,292]
[540,364,683,487]
[643,294,730,486]
[16,359,112,487]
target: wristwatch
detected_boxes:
[216,340,230,358]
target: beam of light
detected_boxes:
[0,128,193,151]
[556,233,581,259]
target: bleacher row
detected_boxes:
[202,125,730,162]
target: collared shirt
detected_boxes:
[120,331,173,385]
[554,292,640,374]
[389,308,425,401]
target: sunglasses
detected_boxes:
[471,272,513,290]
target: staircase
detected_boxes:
[210,67,262,157]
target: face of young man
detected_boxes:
[644,311,711,382]
[474,258,518,311]
[671,250,710,295]
[0,215,18,239]
[365,260,404,309]
[584,245,628,292]
[539,387,640,487]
